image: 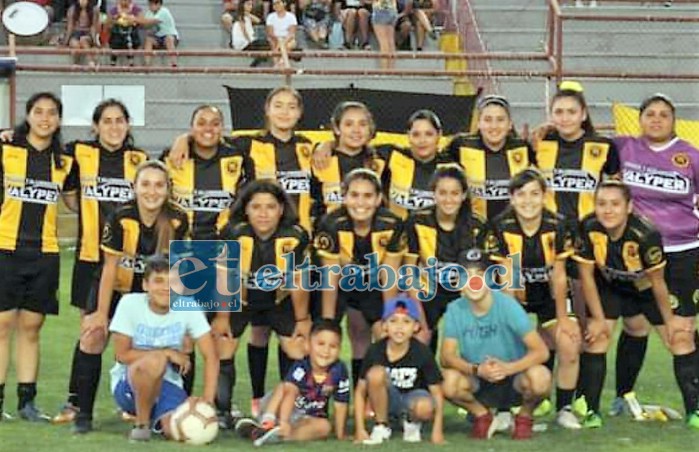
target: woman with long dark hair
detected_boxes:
[0,92,74,422]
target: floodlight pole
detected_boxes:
[8,33,16,127]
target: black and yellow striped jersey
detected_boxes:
[405,207,488,299]
[573,213,665,294]
[0,143,74,254]
[310,146,384,218]
[314,206,406,269]
[488,207,573,304]
[232,133,314,232]
[218,221,309,309]
[379,145,452,220]
[446,134,533,220]
[534,132,619,222]
[64,140,148,263]
[101,202,189,293]
[162,144,245,240]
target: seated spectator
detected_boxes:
[395,0,412,50]
[222,0,238,32]
[336,0,371,49]
[300,0,331,48]
[143,0,179,67]
[106,0,145,66]
[266,0,297,67]
[412,0,437,51]
[231,0,262,49]
[64,0,100,66]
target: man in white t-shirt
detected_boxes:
[109,255,219,442]
[265,0,297,67]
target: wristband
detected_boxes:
[471,363,479,376]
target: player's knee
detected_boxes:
[555,335,580,364]
[317,418,332,437]
[365,365,387,387]
[523,365,552,396]
[132,352,168,378]
[670,331,695,354]
[410,397,434,421]
[282,340,305,361]
[80,329,107,354]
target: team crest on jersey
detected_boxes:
[129,153,143,167]
[512,150,524,164]
[589,146,602,159]
[314,232,334,252]
[669,294,680,310]
[226,160,239,175]
[693,290,699,306]
[644,246,663,266]
[623,241,640,265]
[672,153,689,169]
[321,384,335,396]
[298,144,311,159]
[102,223,113,243]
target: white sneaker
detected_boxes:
[556,408,582,429]
[623,392,647,421]
[363,424,392,445]
[402,420,422,443]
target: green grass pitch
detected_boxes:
[0,250,695,451]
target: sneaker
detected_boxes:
[235,417,261,439]
[512,415,533,440]
[470,412,494,439]
[363,424,392,445]
[52,403,78,424]
[129,425,151,442]
[582,411,603,429]
[218,411,234,430]
[572,395,588,418]
[402,419,422,443]
[623,392,647,421]
[72,413,93,434]
[608,397,627,417]
[687,411,699,429]
[533,398,553,417]
[492,411,512,434]
[1,411,13,421]
[251,398,261,418]
[456,407,469,418]
[427,29,438,40]
[18,402,51,423]
[556,408,582,429]
[120,410,136,422]
[252,426,282,447]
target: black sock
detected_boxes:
[544,351,556,374]
[578,352,606,413]
[429,329,439,356]
[674,350,699,415]
[615,332,648,397]
[351,359,363,390]
[76,349,102,419]
[67,341,81,406]
[277,345,292,380]
[248,344,268,399]
[17,382,37,411]
[181,352,196,396]
[556,387,575,411]
[0,383,5,413]
[215,359,235,414]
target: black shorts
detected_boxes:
[598,281,663,326]
[422,292,459,330]
[85,283,126,320]
[231,298,296,338]
[71,260,101,310]
[337,291,383,325]
[0,252,60,315]
[666,247,699,317]
[472,374,522,410]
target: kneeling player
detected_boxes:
[354,296,445,445]
[441,249,552,440]
[488,169,582,428]
[574,180,697,428]
[236,319,350,445]
[109,255,219,441]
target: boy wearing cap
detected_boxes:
[354,296,444,445]
[441,249,551,440]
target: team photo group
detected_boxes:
[0,80,698,446]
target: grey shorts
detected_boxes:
[371,7,397,25]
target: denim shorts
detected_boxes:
[371,7,398,26]
[388,386,433,419]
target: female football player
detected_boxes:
[315,169,406,388]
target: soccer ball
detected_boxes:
[169,398,219,445]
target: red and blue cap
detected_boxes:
[382,295,421,322]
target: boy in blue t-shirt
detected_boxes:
[235,319,350,446]
[109,255,219,442]
[440,249,551,440]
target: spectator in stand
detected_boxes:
[395,0,412,50]
[300,0,331,48]
[143,0,179,67]
[574,0,597,6]
[232,0,263,49]
[105,0,145,66]
[64,0,100,66]
[222,0,238,32]
[335,0,371,49]
[266,0,297,67]
[412,0,437,51]
[372,0,398,69]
